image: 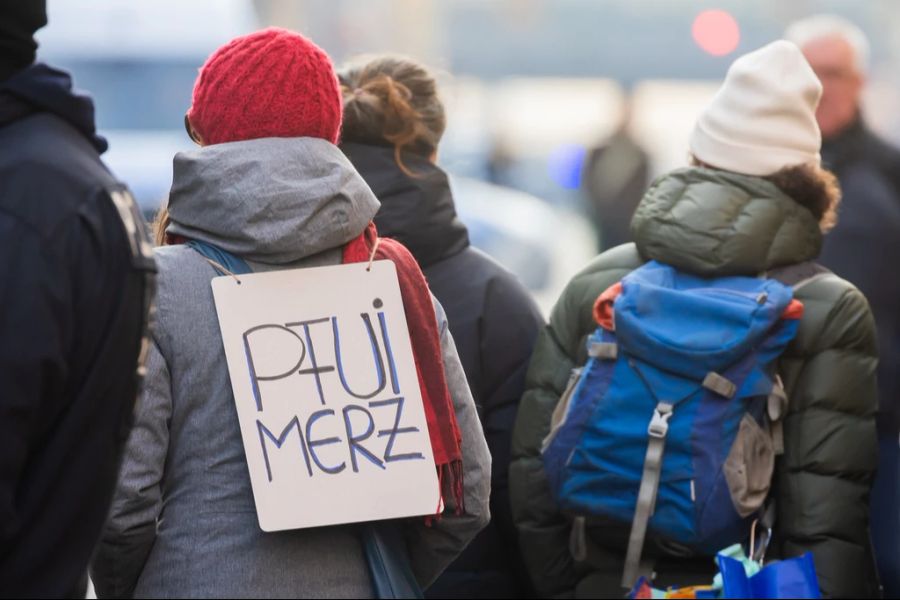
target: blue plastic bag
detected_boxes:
[718,552,820,599]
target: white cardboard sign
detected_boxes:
[211,260,440,532]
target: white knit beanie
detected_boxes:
[689,40,823,176]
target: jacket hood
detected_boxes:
[167,137,380,264]
[340,142,469,269]
[631,167,822,277]
[0,62,107,152]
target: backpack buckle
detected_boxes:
[589,342,618,360]
[648,402,673,438]
[703,372,737,399]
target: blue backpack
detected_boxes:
[541,261,807,588]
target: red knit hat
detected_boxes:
[187,27,342,146]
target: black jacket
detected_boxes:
[0,63,155,597]
[341,143,545,598]
[820,118,900,435]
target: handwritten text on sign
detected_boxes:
[212,260,439,531]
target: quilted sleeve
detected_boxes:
[776,276,880,598]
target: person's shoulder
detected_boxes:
[453,246,531,291]
[860,125,900,182]
[152,245,218,304]
[153,244,212,280]
[426,246,543,329]
[560,243,642,308]
[789,266,875,353]
[548,243,642,341]
[460,246,545,319]
[0,113,120,234]
[792,266,867,308]
[150,244,221,349]
[0,112,112,184]
[863,125,900,161]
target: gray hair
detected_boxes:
[785,14,870,74]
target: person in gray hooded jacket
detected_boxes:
[90,28,490,599]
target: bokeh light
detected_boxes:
[547,144,587,190]
[692,9,740,57]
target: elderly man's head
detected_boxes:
[786,15,869,139]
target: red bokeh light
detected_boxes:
[692,9,740,57]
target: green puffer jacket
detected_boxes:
[510,167,880,598]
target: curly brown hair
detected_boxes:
[763,163,841,233]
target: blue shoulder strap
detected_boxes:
[186,240,252,276]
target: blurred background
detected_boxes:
[35,0,900,313]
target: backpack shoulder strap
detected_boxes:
[765,261,831,291]
[623,401,673,588]
[186,240,253,276]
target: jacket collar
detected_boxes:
[0,62,107,152]
[340,142,469,269]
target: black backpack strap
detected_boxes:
[764,261,831,290]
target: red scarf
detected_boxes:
[343,223,465,515]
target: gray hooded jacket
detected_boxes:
[90,137,491,599]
